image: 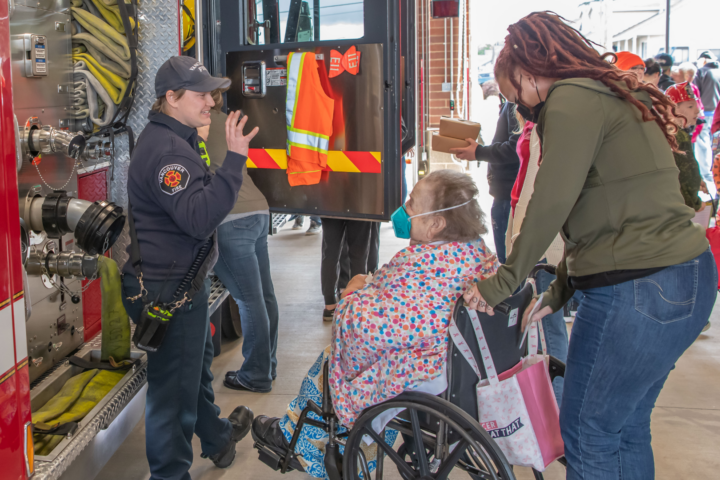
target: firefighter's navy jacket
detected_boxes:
[123,110,246,280]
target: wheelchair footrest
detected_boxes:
[254,441,299,473]
[257,443,284,471]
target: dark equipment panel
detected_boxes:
[216,0,407,221]
[226,45,385,218]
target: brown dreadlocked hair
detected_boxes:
[494,11,680,151]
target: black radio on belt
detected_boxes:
[127,202,216,352]
[133,303,173,352]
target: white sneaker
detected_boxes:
[306,221,321,235]
[702,321,711,333]
[292,217,304,230]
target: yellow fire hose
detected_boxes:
[32,257,131,455]
[99,256,131,362]
[73,52,128,104]
[71,7,131,61]
[32,370,126,455]
[73,32,132,78]
[88,0,136,34]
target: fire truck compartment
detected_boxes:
[29,336,148,480]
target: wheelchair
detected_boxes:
[254,264,566,480]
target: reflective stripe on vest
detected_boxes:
[285,51,335,186]
[198,140,210,166]
[287,129,329,154]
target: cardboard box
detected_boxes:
[439,117,481,141]
[432,133,470,153]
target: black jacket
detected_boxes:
[694,61,720,112]
[658,73,675,91]
[474,102,520,199]
[123,111,246,280]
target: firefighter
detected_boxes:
[121,56,257,479]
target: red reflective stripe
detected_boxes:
[344,151,382,173]
[249,149,281,169]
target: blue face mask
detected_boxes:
[390,199,473,240]
[391,206,413,239]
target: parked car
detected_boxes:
[478,73,494,85]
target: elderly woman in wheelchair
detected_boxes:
[246,170,510,479]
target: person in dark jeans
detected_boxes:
[320,219,373,321]
[201,104,279,393]
[451,102,520,263]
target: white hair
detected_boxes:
[678,62,698,82]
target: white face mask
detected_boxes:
[408,199,474,220]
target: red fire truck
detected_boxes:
[0,0,415,476]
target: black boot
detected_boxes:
[204,406,254,468]
[251,415,305,471]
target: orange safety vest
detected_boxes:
[285,52,334,186]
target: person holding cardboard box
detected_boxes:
[450,104,520,264]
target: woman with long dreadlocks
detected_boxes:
[464,12,716,479]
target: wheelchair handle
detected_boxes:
[528,263,557,280]
[493,302,512,315]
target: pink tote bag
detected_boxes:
[449,308,564,471]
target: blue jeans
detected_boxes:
[491,199,511,264]
[695,114,716,197]
[535,269,570,406]
[214,214,279,392]
[560,249,716,479]
[122,276,232,480]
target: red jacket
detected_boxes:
[713,102,720,135]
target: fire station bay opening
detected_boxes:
[245,0,365,45]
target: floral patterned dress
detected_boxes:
[278,239,498,478]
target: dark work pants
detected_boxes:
[367,221,380,272]
[338,242,350,293]
[122,275,232,480]
[321,218,373,305]
[337,221,380,294]
[490,198,511,264]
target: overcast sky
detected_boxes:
[471,0,583,47]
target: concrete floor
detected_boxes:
[98,221,720,480]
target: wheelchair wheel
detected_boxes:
[342,391,515,480]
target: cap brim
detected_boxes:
[185,76,231,93]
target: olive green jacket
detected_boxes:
[673,128,703,211]
[477,78,708,312]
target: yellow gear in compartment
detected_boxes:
[182,0,196,51]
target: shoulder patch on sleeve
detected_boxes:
[158,164,190,195]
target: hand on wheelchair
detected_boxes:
[463,283,495,315]
[521,297,553,330]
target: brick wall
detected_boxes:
[417,0,471,129]
[417,0,472,172]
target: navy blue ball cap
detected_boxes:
[654,53,673,68]
[155,56,231,98]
